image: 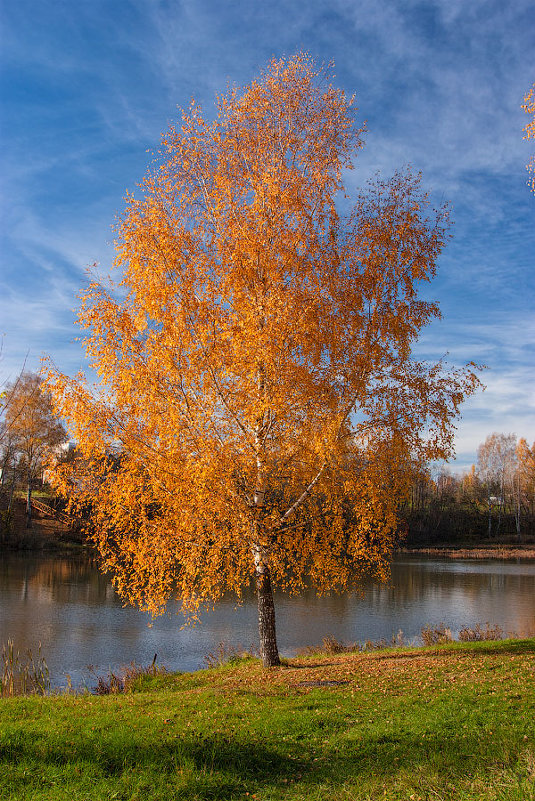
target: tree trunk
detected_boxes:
[7,466,16,512]
[497,473,505,535]
[515,476,522,542]
[254,555,280,667]
[26,468,32,528]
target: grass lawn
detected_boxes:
[1,638,534,800]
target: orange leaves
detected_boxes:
[522,84,535,192]
[44,54,480,626]
[3,372,66,473]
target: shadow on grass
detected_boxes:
[1,730,305,799]
[1,722,530,799]
[375,638,535,661]
[458,638,535,656]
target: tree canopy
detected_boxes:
[2,372,66,524]
[46,54,480,665]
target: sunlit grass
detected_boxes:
[1,638,534,800]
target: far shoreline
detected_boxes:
[398,545,535,559]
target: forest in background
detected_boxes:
[2,390,534,547]
[1,370,534,548]
[402,433,535,544]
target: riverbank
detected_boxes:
[4,513,534,558]
[0,498,84,550]
[399,545,535,559]
[4,494,535,555]
[1,638,534,800]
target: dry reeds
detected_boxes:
[1,639,50,696]
[90,654,166,694]
[458,623,504,642]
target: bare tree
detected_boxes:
[477,433,517,537]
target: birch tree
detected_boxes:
[4,372,66,526]
[46,55,480,666]
[477,432,517,537]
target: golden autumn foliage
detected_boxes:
[522,83,535,193]
[45,55,480,665]
[516,438,535,517]
[2,372,66,525]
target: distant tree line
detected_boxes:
[402,433,535,544]
[1,373,533,551]
[0,372,66,529]
[2,375,532,549]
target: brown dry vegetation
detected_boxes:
[399,546,535,559]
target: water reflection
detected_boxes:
[0,556,117,607]
[1,552,534,688]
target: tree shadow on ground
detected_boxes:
[1,730,305,799]
[2,722,531,800]
[376,638,535,660]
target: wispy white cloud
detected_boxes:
[0,0,533,473]
[414,306,535,470]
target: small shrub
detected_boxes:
[302,631,407,656]
[90,654,166,694]
[299,636,357,656]
[203,642,256,668]
[363,637,389,651]
[93,670,124,695]
[391,629,405,647]
[321,635,353,654]
[458,623,504,642]
[421,623,453,646]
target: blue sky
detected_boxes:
[1,0,533,472]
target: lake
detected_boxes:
[1,552,534,689]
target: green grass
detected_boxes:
[1,639,534,800]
